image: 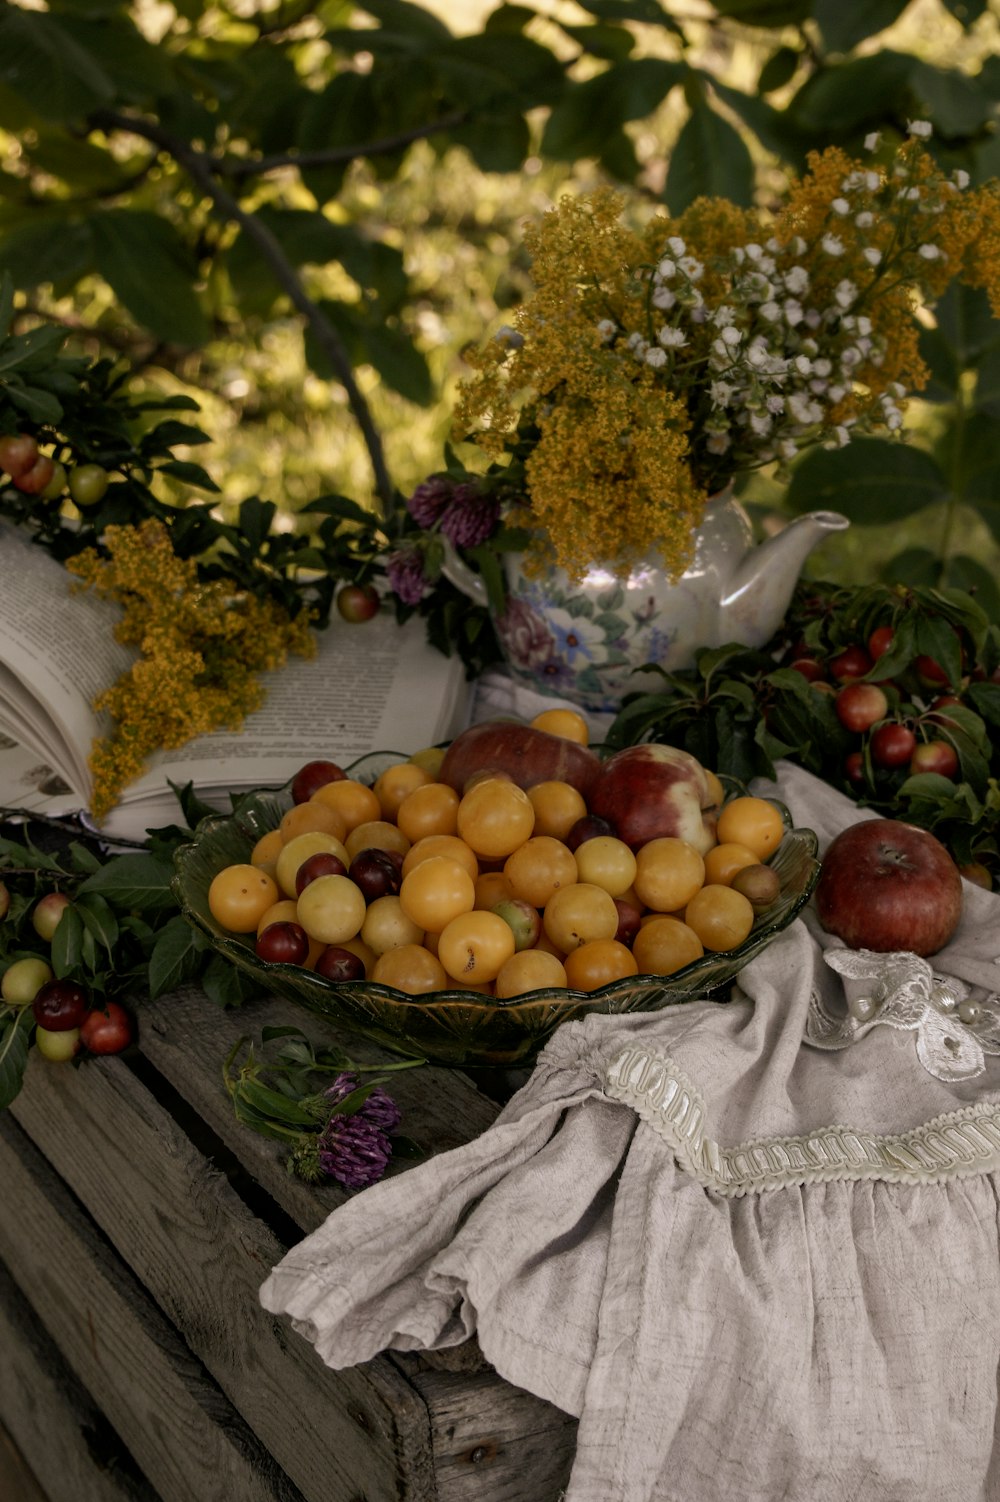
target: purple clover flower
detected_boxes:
[406,476,454,529]
[439,489,501,549]
[325,1071,402,1134]
[318,1115,393,1190]
[316,1072,402,1189]
[386,546,430,606]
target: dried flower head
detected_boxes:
[67,520,315,820]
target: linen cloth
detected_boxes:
[260,762,1000,1501]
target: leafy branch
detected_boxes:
[607,580,1000,880]
[87,108,396,517]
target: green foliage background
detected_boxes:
[2,0,1000,606]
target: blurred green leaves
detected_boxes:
[0,0,997,590]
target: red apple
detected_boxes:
[835,681,888,732]
[815,818,963,956]
[439,720,601,798]
[588,744,716,854]
[909,741,959,780]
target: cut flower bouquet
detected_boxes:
[389,127,1000,604]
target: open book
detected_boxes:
[0,521,471,842]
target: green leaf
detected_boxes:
[51,904,84,978]
[940,413,1000,512]
[557,21,636,61]
[711,81,812,167]
[712,0,811,21]
[913,612,964,687]
[201,953,258,1008]
[664,97,755,213]
[784,440,948,523]
[53,11,176,105]
[431,34,564,109]
[4,382,64,424]
[813,0,910,55]
[237,1077,321,1128]
[449,112,531,173]
[78,852,177,913]
[940,555,1000,621]
[929,283,1000,369]
[575,0,684,28]
[787,51,915,133]
[0,325,67,375]
[758,46,800,94]
[0,8,114,122]
[156,460,220,492]
[541,59,684,160]
[0,1008,33,1112]
[974,345,1000,416]
[73,892,119,957]
[238,496,277,551]
[967,682,1000,728]
[348,0,452,41]
[897,770,965,800]
[147,915,206,999]
[89,211,210,348]
[910,62,995,139]
[882,546,942,590]
[358,324,433,406]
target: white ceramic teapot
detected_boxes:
[441,490,849,712]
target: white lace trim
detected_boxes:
[605,1045,1000,1197]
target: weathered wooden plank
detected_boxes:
[0,1423,48,1502]
[0,1259,159,1502]
[139,987,500,1235]
[0,1114,302,1502]
[138,987,574,1499]
[407,1368,576,1502]
[10,1052,437,1502]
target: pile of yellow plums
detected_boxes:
[206,709,786,998]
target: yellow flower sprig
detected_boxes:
[67,520,316,820]
[454,135,1000,584]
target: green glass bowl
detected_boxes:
[173,754,820,1069]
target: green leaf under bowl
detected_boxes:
[172,754,820,1068]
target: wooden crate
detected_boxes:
[1,987,577,1502]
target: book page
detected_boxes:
[121,609,469,797]
[93,610,470,838]
[0,522,132,796]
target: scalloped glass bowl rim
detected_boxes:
[172,750,821,1023]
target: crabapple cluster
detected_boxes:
[0,432,109,508]
[208,713,788,999]
[0,891,133,1061]
[789,623,965,787]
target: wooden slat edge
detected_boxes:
[0,1114,303,1502]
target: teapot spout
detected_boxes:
[720,509,849,635]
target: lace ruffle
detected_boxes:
[605,1043,1000,1196]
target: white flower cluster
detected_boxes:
[593,121,969,472]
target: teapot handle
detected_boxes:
[439,536,489,608]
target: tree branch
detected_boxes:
[88,109,396,519]
[220,111,469,179]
